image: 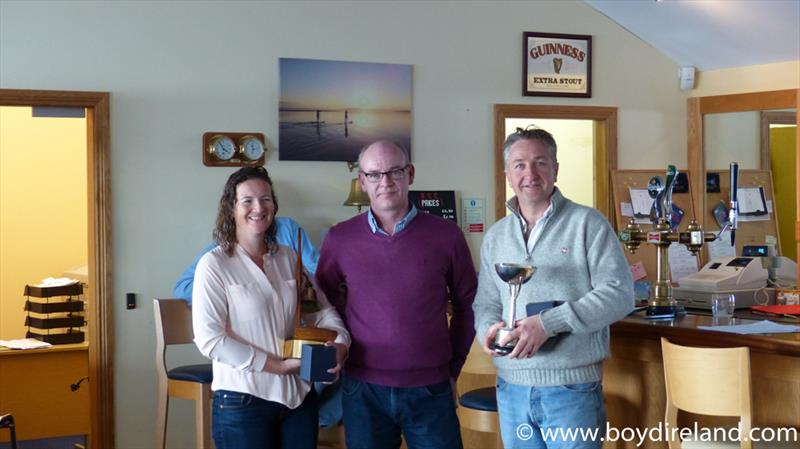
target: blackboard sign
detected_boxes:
[409,190,457,224]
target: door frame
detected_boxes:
[687,89,799,279]
[493,104,618,220]
[760,110,796,169]
[0,88,114,448]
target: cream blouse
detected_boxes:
[192,244,350,408]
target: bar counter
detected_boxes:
[602,312,800,448]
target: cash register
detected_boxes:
[674,245,797,309]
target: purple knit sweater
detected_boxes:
[316,212,477,387]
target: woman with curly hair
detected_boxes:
[192,166,349,449]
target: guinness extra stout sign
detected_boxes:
[523,31,592,98]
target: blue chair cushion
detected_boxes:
[168,364,212,383]
[459,387,497,412]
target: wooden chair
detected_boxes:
[457,339,503,449]
[0,414,17,449]
[660,337,796,449]
[154,298,212,449]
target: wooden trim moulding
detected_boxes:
[0,88,114,449]
[698,89,796,114]
[759,111,796,170]
[688,88,799,279]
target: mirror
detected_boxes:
[705,111,764,170]
[688,89,799,281]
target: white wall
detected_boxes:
[1,1,689,447]
[694,60,800,97]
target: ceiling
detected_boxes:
[583,0,800,71]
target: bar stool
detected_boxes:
[660,337,797,449]
[457,340,503,449]
[154,299,212,449]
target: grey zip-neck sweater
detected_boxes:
[473,189,634,386]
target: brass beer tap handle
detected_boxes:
[619,219,646,253]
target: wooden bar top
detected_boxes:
[612,311,800,357]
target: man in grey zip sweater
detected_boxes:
[473,126,634,449]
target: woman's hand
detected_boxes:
[277,357,301,375]
[265,355,301,375]
[324,341,348,383]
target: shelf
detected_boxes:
[24,283,83,298]
[25,315,85,329]
[25,300,85,314]
[24,283,86,345]
[26,330,85,345]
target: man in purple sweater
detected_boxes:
[316,141,477,449]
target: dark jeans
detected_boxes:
[341,375,463,449]
[316,379,343,427]
[211,388,318,449]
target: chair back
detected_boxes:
[154,299,195,379]
[660,337,753,448]
[461,339,497,377]
[153,298,212,449]
[457,339,497,397]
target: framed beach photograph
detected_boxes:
[279,57,413,162]
[523,32,592,98]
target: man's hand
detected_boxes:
[506,315,549,359]
[481,321,507,356]
[450,377,459,408]
[325,341,348,383]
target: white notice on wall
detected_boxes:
[737,187,770,222]
[708,229,736,260]
[462,198,485,233]
[628,188,653,224]
[668,244,699,283]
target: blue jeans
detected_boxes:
[341,375,463,449]
[211,388,318,449]
[316,379,343,427]
[496,377,606,449]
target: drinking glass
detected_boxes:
[711,293,735,319]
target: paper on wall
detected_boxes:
[668,244,698,283]
[707,229,736,260]
[628,188,653,224]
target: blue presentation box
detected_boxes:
[300,344,336,382]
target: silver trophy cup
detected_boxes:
[491,262,536,355]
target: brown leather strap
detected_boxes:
[294,228,303,328]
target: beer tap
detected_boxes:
[619,165,717,317]
[729,162,739,247]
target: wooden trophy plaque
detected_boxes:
[283,230,337,358]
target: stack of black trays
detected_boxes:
[24,283,85,345]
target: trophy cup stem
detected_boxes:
[507,283,520,327]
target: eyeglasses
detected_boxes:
[515,125,543,137]
[360,165,410,183]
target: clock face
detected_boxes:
[210,136,236,161]
[240,136,265,161]
[203,132,265,167]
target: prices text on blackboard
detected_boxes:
[408,190,457,223]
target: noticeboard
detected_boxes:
[408,190,457,224]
